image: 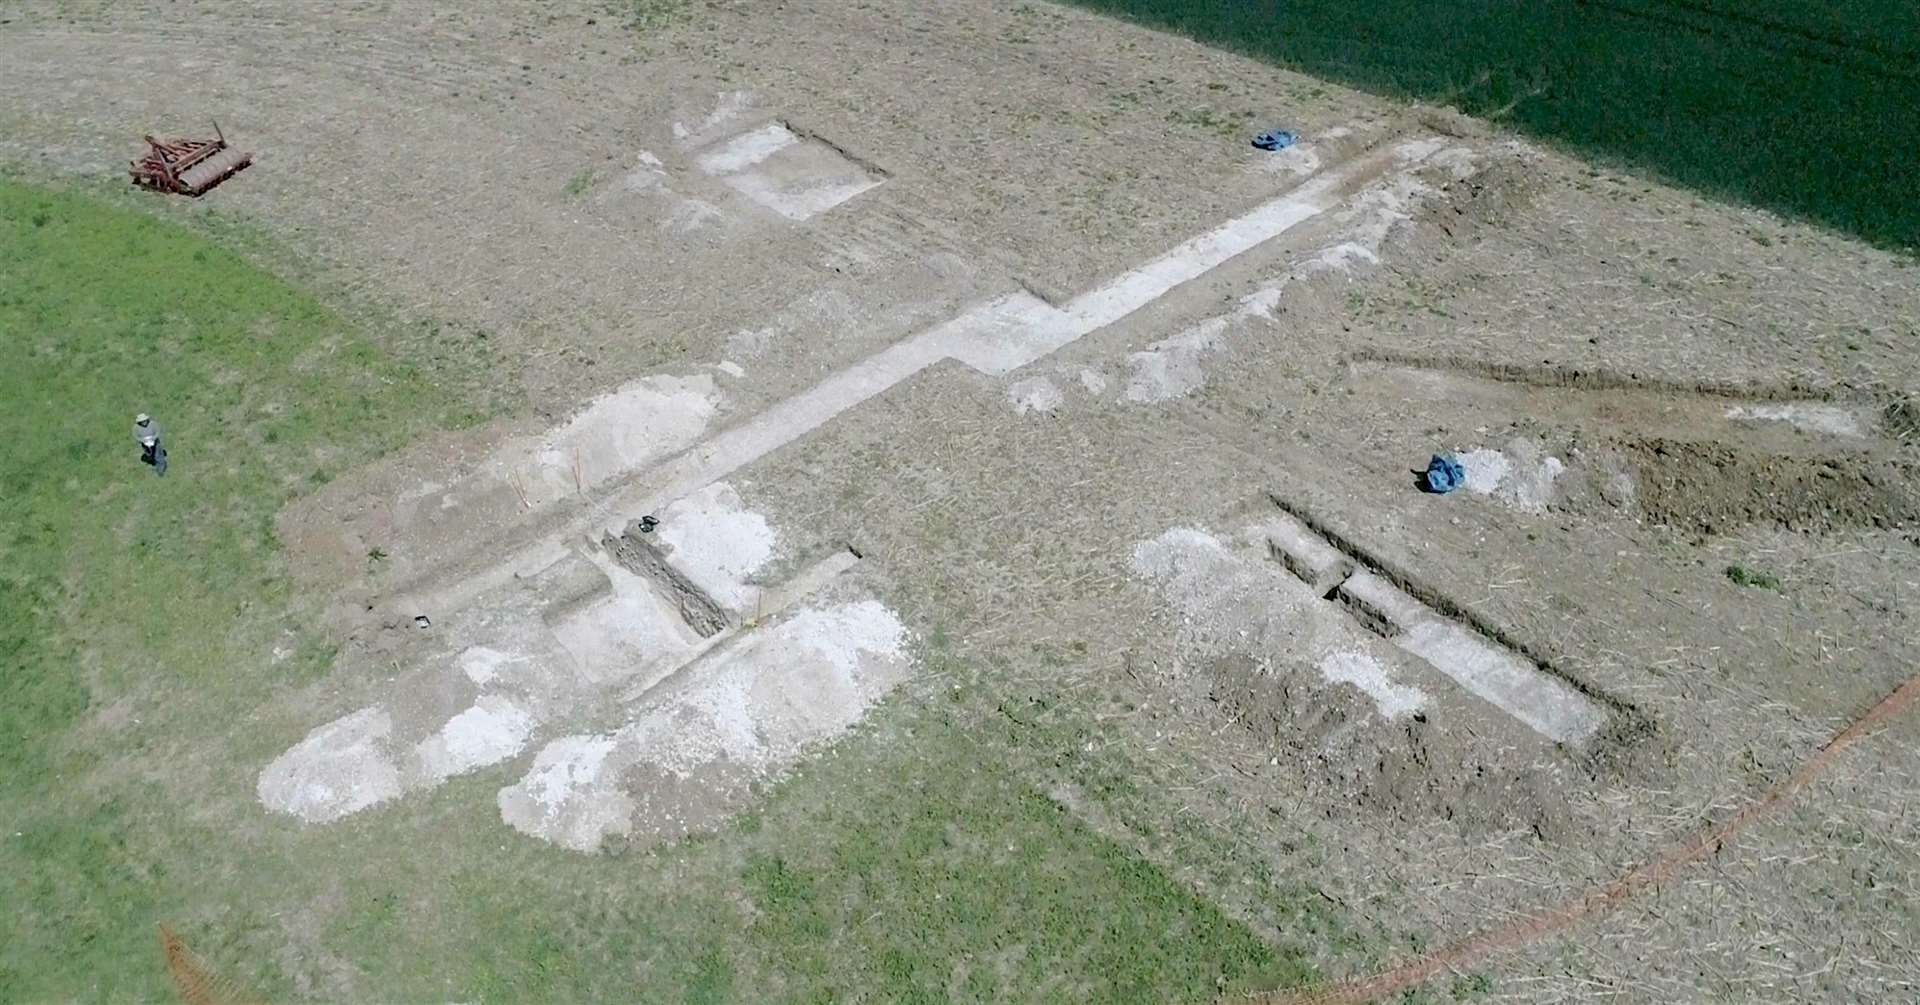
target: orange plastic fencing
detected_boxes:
[158,924,264,1005]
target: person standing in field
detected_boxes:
[133,412,167,476]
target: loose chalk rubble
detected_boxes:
[259,481,795,825]
[1126,317,1229,403]
[1131,526,1430,720]
[415,372,722,535]
[257,708,403,824]
[499,598,912,851]
[1456,440,1566,514]
[1725,402,1863,438]
[653,482,778,611]
[1318,651,1428,720]
[1009,376,1064,414]
[411,695,537,785]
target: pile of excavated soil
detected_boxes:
[1451,424,1920,538]
[1200,651,1576,839]
[1617,438,1920,536]
[1131,525,1581,837]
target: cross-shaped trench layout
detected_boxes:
[260,129,1533,852]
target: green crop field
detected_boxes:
[1067,0,1920,252]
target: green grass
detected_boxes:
[617,0,692,32]
[360,721,1313,1004]
[0,177,488,998]
[1725,563,1783,590]
[1450,971,1495,999]
[0,178,486,786]
[0,179,1351,1001]
[1064,0,1920,252]
[562,168,597,199]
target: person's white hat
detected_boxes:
[135,413,150,423]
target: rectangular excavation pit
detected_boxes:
[1253,504,1608,746]
[1333,570,1429,638]
[616,544,866,705]
[695,122,883,221]
[1334,573,1604,744]
[602,523,732,638]
[535,549,618,626]
[1328,571,1411,640]
[1247,510,1354,597]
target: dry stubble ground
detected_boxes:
[2,1,1918,1002]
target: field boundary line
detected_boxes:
[1253,667,1920,1005]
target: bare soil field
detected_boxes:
[3,1,1916,1001]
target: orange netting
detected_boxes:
[158,924,264,1005]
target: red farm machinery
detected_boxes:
[128,122,253,197]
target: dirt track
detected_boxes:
[5,1,1918,1000]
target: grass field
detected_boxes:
[0,175,492,997]
[0,179,1393,1001]
[1066,0,1920,252]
